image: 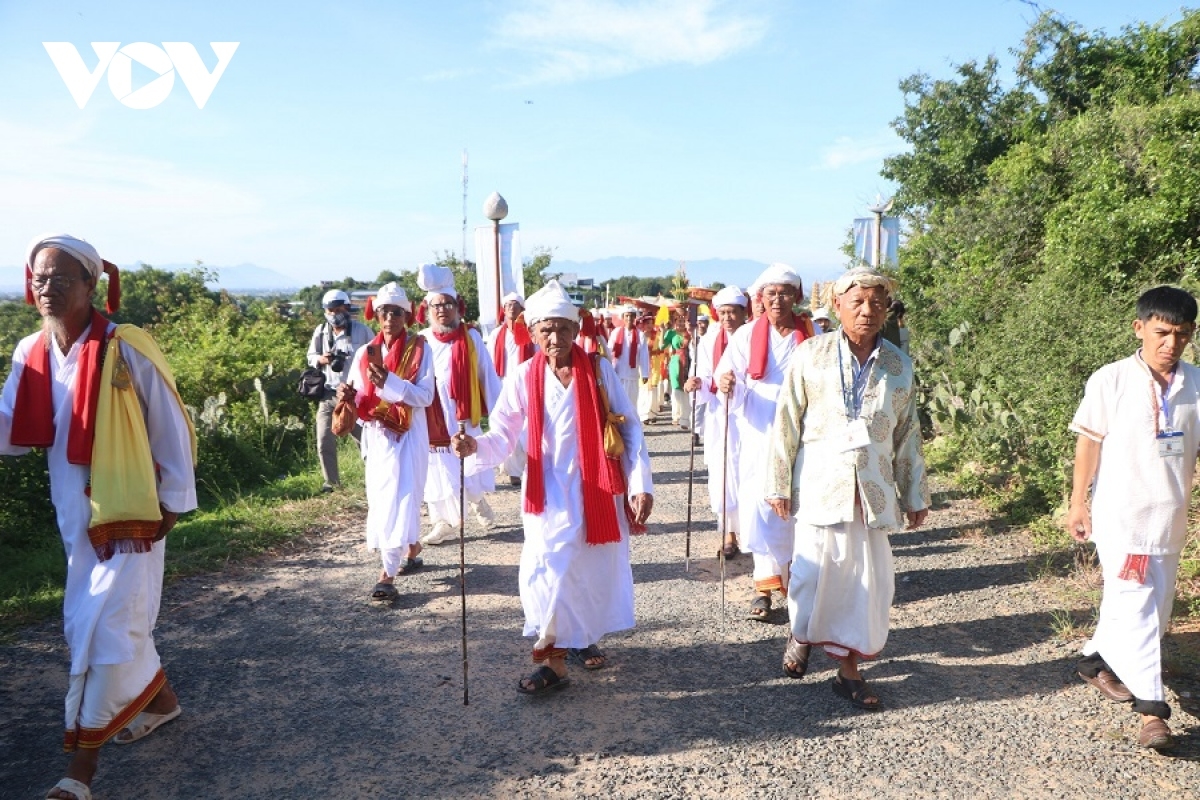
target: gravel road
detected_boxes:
[3,422,1198,798]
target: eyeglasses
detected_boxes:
[30,274,86,293]
[428,301,457,311]
[376,307,406,318]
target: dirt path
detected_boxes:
[3,424,1199,798]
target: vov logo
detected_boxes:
[43,42,239,109]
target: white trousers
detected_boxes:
[1083,540,1179,702]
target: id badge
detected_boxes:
[1157,430,1184,457]
[837,418,871,452]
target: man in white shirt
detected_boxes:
[1066,285,1199,750]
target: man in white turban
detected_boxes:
[452,280,654,695]
[606,304,650,410]
[485,291,535,486]
[415,263,502,544]
[685,285,749,558]
[336,283,435,601]
[715,264,815,620]
[766,266,929,711]
[1,234,197,800]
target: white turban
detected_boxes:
[711,285,748,308]
[831,266,896,298]
[417,262,457,300]
[375,282,412,312]
[501,291,523,306]
[620,304,637,316]
[753,262,803,293]
[524,279,579,326]
[26,233,103,277]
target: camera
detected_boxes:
[329,353,347,373]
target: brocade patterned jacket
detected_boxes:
[766,332,930,530]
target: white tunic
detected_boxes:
[694,326,741,517]
[0,323,196,678]
[473,357,654,648]
[344,341,435,551]
[714,322,802,567]
[421,326,502,504]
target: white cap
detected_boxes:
[620,304,638,316]
[322,289,351,308]
[501,291,523,306]
[711,286,748,308]
[374,282,412,312]
[26,234,103,277]
[812,307,831,321]
[754,263,803,293]
[524,280,580,326]
[417,262,457,299]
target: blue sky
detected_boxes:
[0,1,1188,286]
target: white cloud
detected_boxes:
[494,0,767,84]
[818,129,907,171]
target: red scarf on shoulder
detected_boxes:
[611,326,638,368]
[747,314,813,380]
[492,323,535,378]
[11,308,110,465]
[431,324,487,424]
[524,345,625,545]
[355,330,430,437]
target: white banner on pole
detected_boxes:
[853,217,900,267]
[474,222,523,333]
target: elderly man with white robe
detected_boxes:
[486,291,535,486]
[336,283,435,601]
[766,267,929,712]
[606,305,650,410]
[686,286,749,558]
[715,265,815,621]
[453,280,654,695]
[415,263,502,545]
[0,234,197,800]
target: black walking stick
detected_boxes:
[684,334,700,572]
[457,421,469,706]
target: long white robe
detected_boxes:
[472,356,654,649]
[695,326,742,527]
[607,326,649,410]
[0,321,196,746]
[485,323,529,479]
[344,341,435,563]
[714,322,803,569]
[421,326,501,524]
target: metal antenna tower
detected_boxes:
[461,149,469,265]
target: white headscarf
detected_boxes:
[26,234,103,277]
[524,280,579,326]
[375,282,412,312]
[417,262,457,300]
[711,285,748,308]
[831,266,896,299]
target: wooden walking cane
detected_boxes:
[684,329,700,572]
[457,421,469,706]
[719,390,730,628]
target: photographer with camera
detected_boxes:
[307,289,372,493]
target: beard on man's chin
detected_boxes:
[430,321,460,335]
[42,316,68,347]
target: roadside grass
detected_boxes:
[0,439,364,639]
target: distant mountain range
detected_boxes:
[0,256,843,296]
[552,257,840,291]
[0,262,302,294]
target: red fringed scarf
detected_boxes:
[431,324,487,423]
[355,330,425,435]
[524,345,625,545]
[492,323,535,378]
[747,315,814,381]
[11,308,110,465]
[709,328,729,392]
[611,326,638,368]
